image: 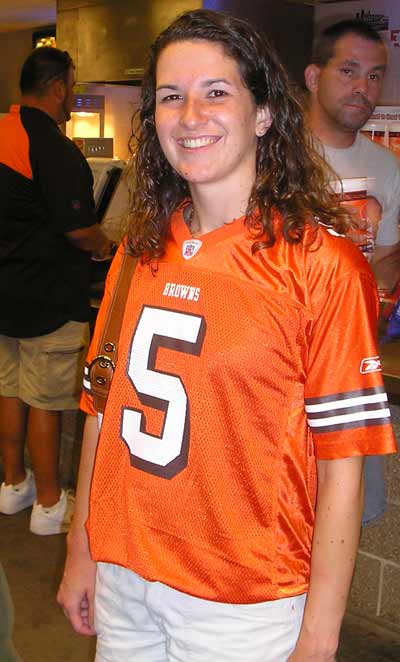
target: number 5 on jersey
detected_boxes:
[122,305,206,479]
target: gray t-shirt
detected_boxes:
[322,132,400,247]
[321,132,398,526]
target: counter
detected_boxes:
[381,339,400,397]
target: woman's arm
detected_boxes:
[57,414,100,636]
[289,455,364,661]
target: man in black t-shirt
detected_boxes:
[0,47,112,535]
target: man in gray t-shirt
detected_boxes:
[305,19,400,526]
[305,19,400,294]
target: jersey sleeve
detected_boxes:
[80,240,127,416]
[305,269,396,460]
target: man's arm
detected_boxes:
[57,415,100,636]
[65,224,113,259]
[371,243,400,294]
[372,154,400,293]
[289,455,364,661]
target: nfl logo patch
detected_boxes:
[182,239,202,260]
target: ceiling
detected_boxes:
[0,0,350,34]
[0,1,55,33]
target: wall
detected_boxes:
[0,28,35,111]
[207,0,314,86]
[348,400,400,630]
[57,0,203,84]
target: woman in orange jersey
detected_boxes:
[58,9,396,662]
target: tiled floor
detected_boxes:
[1,508,400,661]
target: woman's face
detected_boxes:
[155,39,270,194]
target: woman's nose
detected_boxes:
[179,97,206,128]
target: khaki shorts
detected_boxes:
[0,321,89,411]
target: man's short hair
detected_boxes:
[312,19,384,67]
[19,47,73,97]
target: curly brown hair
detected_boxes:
[127,9,348,259]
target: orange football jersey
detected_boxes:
[81,208,396,603]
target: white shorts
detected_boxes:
[94,562,306,662]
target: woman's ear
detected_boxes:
[255,106,272,137]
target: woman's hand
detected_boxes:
[57,536,97,636]
[57,415,100,636]
[288,633,337,661]
[288,650,336,661]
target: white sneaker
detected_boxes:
[0,468,36,515]
[30,489,74,536]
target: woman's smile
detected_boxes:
[176,135,222,150]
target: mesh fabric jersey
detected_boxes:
[82,208,395,603]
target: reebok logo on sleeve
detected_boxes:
[360,356,381,374]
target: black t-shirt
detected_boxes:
[0,105,97,338]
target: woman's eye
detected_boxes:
[160,93,182,103]
[208,89,228,98]
[340,68,353,76]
